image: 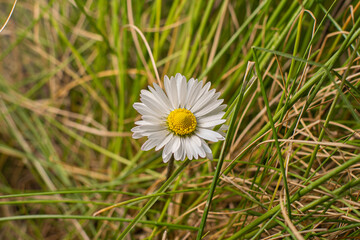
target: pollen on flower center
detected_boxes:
[167,108,197,136]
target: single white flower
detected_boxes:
[131,73,226,163]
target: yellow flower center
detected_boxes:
[167,108,197,136]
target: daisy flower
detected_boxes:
[131,73,226,163]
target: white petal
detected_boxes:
[175,73,182,81]
[201,140,213,160]
[184,78,196,108]
[187,80,204,106]
[185,79,203,108]
[141,97,168,117]
[180,138,187,160]
[132,132,143,139]
[164,136,179,156]
[171,136,181,153]
[155,133,173,151]
[196,128,225,142]
[192,137,206,158]
[136,124,166,132]
[142,115,164,124]
[133,103,160,118]
[133,125,167,137]
[218,124,228,137]
[193,140,205,159]
[184,139,193,160]
[133,120,155,126]
[174,150,180,160]
[190,134,202,147]
[162,150,172,163]
[189,142,198,159]
[164,75,179,109]
[164,76,176,109]
[193,81,211,105]
[148,130,168,139]
[141,90,169,114]
[197,112,225,123]
[190,89,216,113]
[201,104,227,118]
[220,124,229,131]
[187,79,207,108]
[198,119,226,128]
[149,84,172,110]
[195,99,224,117]
[163,140,173,157]
[201,140,212,153]
[197,145,206,158]
[176,74,187,108]
[141,138,161,151]
[170,76,179,108]
[197,81,211,97]
[206,152,213,160]
[174,141,183,161]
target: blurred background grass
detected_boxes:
[1,0,360,239]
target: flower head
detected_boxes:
[131,73,226,163]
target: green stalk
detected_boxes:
[253,49,291,217]
[304,31,360,177]
[196,63,254,239]
[276,10,303,114]
[117,159,190,240]
[199,0,269,79]
[184,0,215,74]
[224,14,360,176]
[0,214,197,231]
[227,153,360,239]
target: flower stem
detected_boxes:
[166,157,174,180]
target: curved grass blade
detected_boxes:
[227,153,360,239]
[117,159,191,240]
[196,62,254,240]
[0,214,197,231]
[252,49,291,217]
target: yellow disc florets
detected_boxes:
[167,108,197,136]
